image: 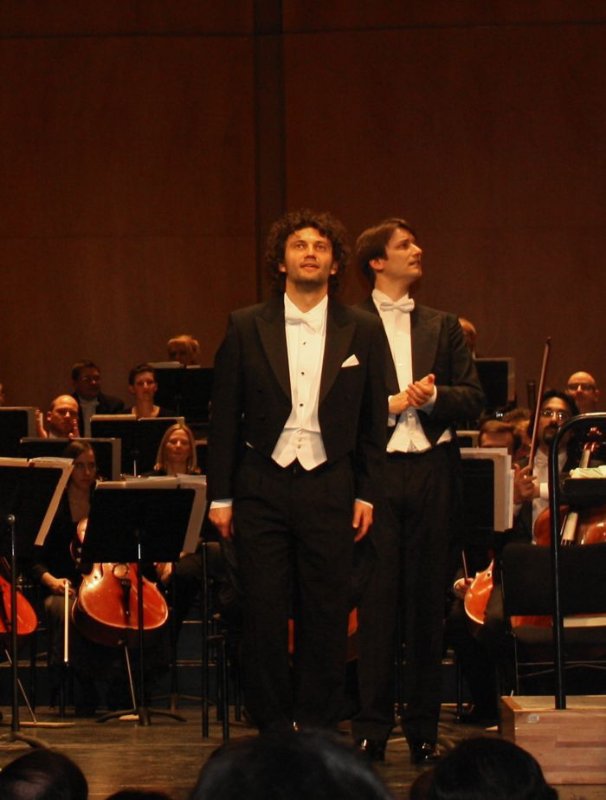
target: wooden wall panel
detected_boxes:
[0,2,253,36]
[281,18,606,402]
[2,3,606,415]
[0,32,256,409]
[282,0,606,31]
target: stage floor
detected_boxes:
[0,704,604,799]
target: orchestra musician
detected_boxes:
[565,370,601,415]
[166,334,201,366]
[446,390,580,724]
[70,360,126,437]
[37,395,81,439]
[127,363,175,419]
[149,423,206,628]
[206,209,388,733]
[29,441,134,715]
[353,218,484,764]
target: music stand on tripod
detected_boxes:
[80,477,205,726]
[0,456,72,747]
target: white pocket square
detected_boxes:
[341,354,360,368]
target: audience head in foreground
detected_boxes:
[189,730,394,800]
[0,748,88,800]
[419,736,558,800]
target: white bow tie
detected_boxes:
[379,297,415,313]
[285,310,322,333]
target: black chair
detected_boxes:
[501,542,606,695]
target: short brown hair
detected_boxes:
[355,217,416,285]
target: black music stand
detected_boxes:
[19,437,122,481]
[0,457,71,747]
[150,365,213,432]
[0,408,37,457]
[90,417,183,475]
[81,483,197,725]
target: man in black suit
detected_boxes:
[353,218,484,764]
[70,360,126,436]
[207,210,388,732]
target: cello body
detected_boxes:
[71,516,169,648]
[72,561,168,648]
[0,561,38,636]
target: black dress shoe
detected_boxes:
[409,740,440,765]
[355,738,386,762]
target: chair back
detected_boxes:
[502,542,606,618]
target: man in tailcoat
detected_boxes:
[207,210,388,732]
[353,218,484,764]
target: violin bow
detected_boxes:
[527,337,552,472]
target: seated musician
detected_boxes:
[37,395,81,439]
[148,423,239,634]
[446,390,579,724]
[29,441,131,715]
[127,363,176,419]
[565,370,601,415]
[166,334,201,367]
[70,360,126,437]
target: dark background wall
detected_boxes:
[1,1,605,413]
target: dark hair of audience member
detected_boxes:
[189,730,394,800]
[105,791,173,800]
[425,737,558,800]
[0,748,88,800]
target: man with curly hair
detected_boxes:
[207,209,388,732]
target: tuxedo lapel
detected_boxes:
[361,296,399,392]
[411,307,440,380]
[320,301,356,404]
[255,298,291,400]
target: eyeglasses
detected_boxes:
[567,383,596,392]
[540,409,571,421]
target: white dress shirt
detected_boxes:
[372,288,447,453]
[272,294,328,470]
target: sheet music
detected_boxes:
[460,447,513,531]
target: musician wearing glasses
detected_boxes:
[353,218,484,765]
[446,390,580,724]
[514,390,579,538]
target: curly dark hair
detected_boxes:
[265,209,350,295]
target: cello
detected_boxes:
[0,557,38,636]
[71,518,168,648]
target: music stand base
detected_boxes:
[96,704,186,725]
[0,730,48,749]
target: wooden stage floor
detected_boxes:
[1,704,604,800]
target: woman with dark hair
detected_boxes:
[127,364,175,419]
[30,441,97,704]
[30,441,127,715]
